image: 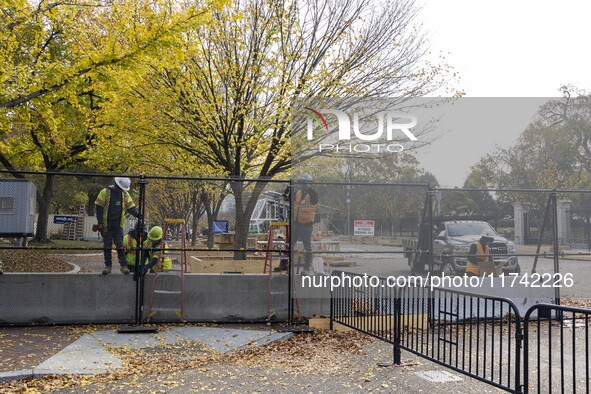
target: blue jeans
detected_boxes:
[103,226,127,267]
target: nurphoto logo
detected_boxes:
[303,107,418,153]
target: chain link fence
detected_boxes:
[2,170,591,325]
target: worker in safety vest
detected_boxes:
[466,232,495,276]
[94,177,139,275]
[282,173,318,275]
[122,227,148,273]
[140,226,172,276]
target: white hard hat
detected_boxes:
[300,173,313,183]
[114,177,131,191]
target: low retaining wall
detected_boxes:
[0,274,330,325]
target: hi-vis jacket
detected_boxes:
[466,241,491,276]
[94,186,136,228]
[123,234,139,266]
[142,239,172,271]
[294,190,318,224]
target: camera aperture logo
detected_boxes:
[304,107,418,153]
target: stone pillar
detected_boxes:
[513,202,525,245]
[557,199,572,246]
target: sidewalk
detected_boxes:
[0,324,292,383]
[0,324,506,394]
[0,326,82,374]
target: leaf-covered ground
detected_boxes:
[0,250,73,273]
[0,329,375,393]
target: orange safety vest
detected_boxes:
[466,241,490,276]
[294,190,317,224]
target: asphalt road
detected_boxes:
[320,243,591,298]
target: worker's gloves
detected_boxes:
[92,224,105,235]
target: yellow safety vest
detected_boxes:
[94,187,136,228]
[143,239,172,271]
[294,191,317,224]
[466,242,490,276]
[123,234,138,266]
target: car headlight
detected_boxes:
[453,245,470,256]
[507,243,516,254]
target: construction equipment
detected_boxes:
[147,218,188,320]
[263,222,300,321]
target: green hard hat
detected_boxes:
[148,226,163,241]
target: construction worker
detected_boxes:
[94,177,139,275]
[140,226,172,276]
[283,173,318,275]
[122,227,147,273]
[466,231,495,277]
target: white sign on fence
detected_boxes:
[354,220,375,236]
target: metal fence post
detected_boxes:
[118,174,156,333]
[393,292,402,365]
[135,175,147,325]
[426,189,434,274]
[515,315,524,394]
[329,286,334,331]
[551,191,561,307]
[288,178,293,326]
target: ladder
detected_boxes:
[147,218,188,321]
[263,222,289,274]
[264,222,300,321]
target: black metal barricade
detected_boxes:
[524,304,590,394]
[330,270,402,363]
[330,270,524,393]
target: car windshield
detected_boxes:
[446,222,496,237]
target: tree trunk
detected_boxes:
[206,210,215,249]
[231,180,268,259]
[87,191,96,216]
[201,191,215,248]
[191,190,199,246]
[34,173,55,243]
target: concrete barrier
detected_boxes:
[0,274,330,325]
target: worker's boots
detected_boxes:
[273,259,289,272]
[102,266,112,275]
[120,266,130,275]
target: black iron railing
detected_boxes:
[330,270,524,393]
[524,304,590,394]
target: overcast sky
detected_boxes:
[414,0,591,187]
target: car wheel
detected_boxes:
[441,260,455,276]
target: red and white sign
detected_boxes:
[354,220,375,236]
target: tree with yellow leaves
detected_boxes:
[0,0,222,241]
[130,0,457,256]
